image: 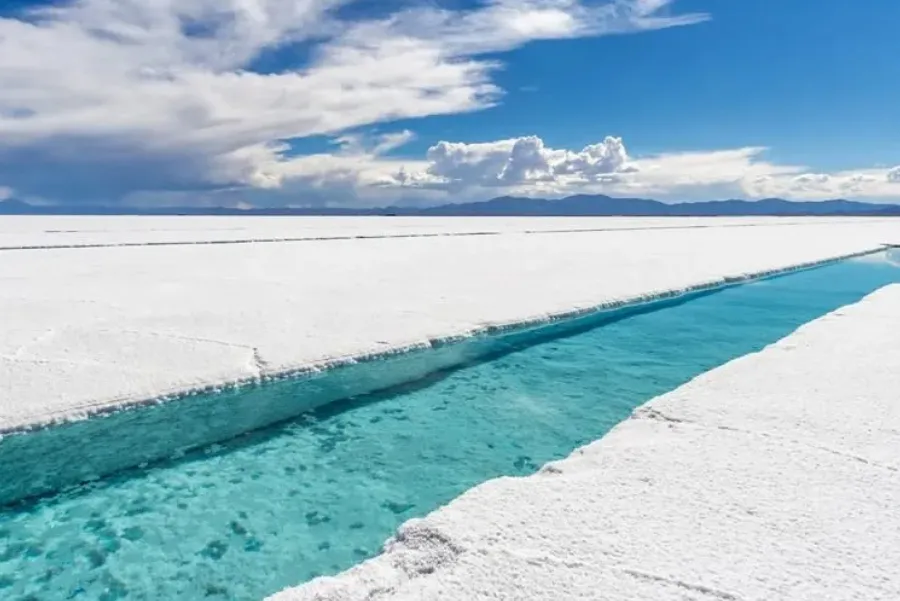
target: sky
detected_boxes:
[1,0,899,208]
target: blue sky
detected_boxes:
[429,0,900,170]
[1,0,898,207]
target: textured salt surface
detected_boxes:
[0,215,874,248]
[270,284,900,601]
[1,217,899,431]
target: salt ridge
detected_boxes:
[270,284,900,601]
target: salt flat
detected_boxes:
[1,217,898,431]
[0,215,871,249]
[0,215,884,250]
[270,284,900,601]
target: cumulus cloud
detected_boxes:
[887,166,900,183]
[793,173,831,185]
[742,165,900,202]
[0,0,706,203]
[391,137,786,199]
[397,135,631,190]
[365,136,899,204]
[120,133,900,207]
[555,137,632,176]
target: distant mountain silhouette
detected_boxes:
[2,195,899,217]
[413,195,900,216]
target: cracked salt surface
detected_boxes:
[2,217,899,432]
[272,282,900,601]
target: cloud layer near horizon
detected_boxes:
[400,137,900,203]
[164,134,899,208]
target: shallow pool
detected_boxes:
[1,254,898,600]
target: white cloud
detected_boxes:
[887,166,900,183]
[333,130,417,157]
[0,0,706,202]
[0,186,13,201]
[389,137,793,199]
[744,166,900,201]
[399,135,630,190]
[555,137,632,177]
[324,135,899,205]
[122,133,900,207]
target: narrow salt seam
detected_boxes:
[2,218,899,433]
[269,284,900,601]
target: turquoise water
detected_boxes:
[1,255,898,600]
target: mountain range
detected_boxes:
[2,195,900,217]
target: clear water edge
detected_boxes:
[0,276,732,507]
[0,247,884,506]
[1,253,898,601]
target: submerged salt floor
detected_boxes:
[274,282,900,601]
[1,255,898,600]
[2,217,899,432]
